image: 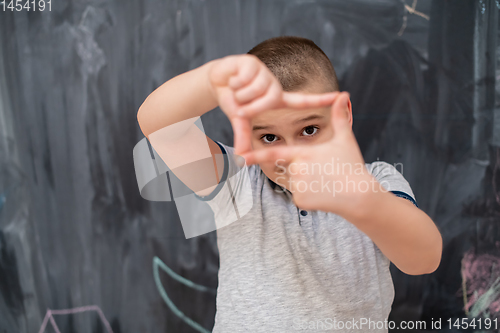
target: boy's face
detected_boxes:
[249,85,353,191]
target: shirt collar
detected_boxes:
[267,177,292,195]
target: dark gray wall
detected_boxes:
[0,0,499,332]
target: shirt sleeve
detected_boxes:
[194,141,254,229]
[366,161,419,208]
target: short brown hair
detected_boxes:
[247,36,339,93]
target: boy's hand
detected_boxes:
[241,92,380,216]
[207,54,339,156]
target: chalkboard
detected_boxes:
[0,0,499,332]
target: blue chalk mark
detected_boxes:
[153,256,216,333]
[0,192,7,213]
[153,256,216,294]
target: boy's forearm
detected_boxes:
[137,59,221,137]
[335,176,443,275]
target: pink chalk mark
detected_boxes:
[38,305,113,333]
[461,248,500,317]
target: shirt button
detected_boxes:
[300,210,308,216]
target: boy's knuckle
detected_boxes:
[234,90,250,103]
[253,82,267,95]
[268,89,282,104]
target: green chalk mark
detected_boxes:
[153,256,216,333]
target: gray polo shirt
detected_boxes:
[207,141,418,333]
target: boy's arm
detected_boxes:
[137,59,220,136]
[344,185,442,276]
[137,60,225,197]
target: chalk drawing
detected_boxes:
[37,305,113,333]
[0,187,12,213]
[398,0,430,36]
[153,256,216,333]
[461,247,500,321]
[0,192,6,212]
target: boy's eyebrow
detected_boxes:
[252,124,274,131]
[292,114,324,125]
[252,114,325,131]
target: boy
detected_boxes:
[137,36,442,332]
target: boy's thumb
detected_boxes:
[331,92,350,136]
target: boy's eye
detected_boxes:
[301,126,318,136]
[261,134,278,144]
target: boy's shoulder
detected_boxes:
[365,160,400,172]
[365,160,418,207]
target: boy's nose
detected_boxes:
[285,137,313,147]
[281,137,297,146]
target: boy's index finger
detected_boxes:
[231,116,253,157]
[282,91,339,109]
[242,145,297,167]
